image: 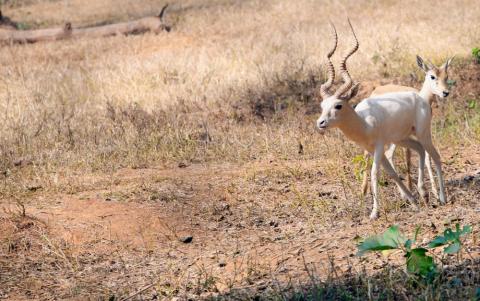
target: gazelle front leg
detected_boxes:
[370,143,417,220]
[369,143,383,220]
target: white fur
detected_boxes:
[317,22,447,219]
[362,56,453,200]
[317,90,446,219]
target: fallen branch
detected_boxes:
[0,10,18,30]
[0,4,171,44]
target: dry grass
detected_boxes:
[0,0,479,192]
[0,0,479,300]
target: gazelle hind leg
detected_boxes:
[385,144,396,171]
[380,155,417,210]
[425,153,439,199]
[385,144,408,199]
[423,142,446,205]
[405,148,413,191]
[361,150,370,196]
[396,139,426,198]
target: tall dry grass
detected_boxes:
[0,0,479,195]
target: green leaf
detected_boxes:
[444,241,461,254]
[461,225,472,235]
[406,248,436,277]
[404,239,412,251]
[473,48,480,63]
[444,228,456,241]
[352,154,365,164]
[357,225,405,256]
[428,236,447,248]
[473,47,480,56]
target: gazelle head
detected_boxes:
[416,55,454,99]
[316,20,360,132]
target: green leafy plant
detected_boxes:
[357,224,472,283]
[351,154,389,186]
[352,154,370,181]
[473,47,480,64]
[358,225,436,280]
[428,224,472,255]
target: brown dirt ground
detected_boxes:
[1,148,479,300]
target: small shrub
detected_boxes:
[428,223,472,256]
[358,224,472,283]
[473,47,480,64]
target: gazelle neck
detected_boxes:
[337,106,370,147]
[419,79,435,106]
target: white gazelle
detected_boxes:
[361,56,454,199]
[316,21,446,219]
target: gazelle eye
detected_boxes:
[334,104,343,110]
[430,75,436,80]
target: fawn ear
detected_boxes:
[442,55,455,72]
[416,55,431,72]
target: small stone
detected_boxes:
[179,236,193,243]
[269,220,279,227]
[27,184,42,192]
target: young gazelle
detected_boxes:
[316,21,446,219]
[360,56,454,199]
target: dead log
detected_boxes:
[0,10,18,30]
[0,4,171,44]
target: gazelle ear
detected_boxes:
[340,82,360,101]
[348,82,360,100]
[416,55,430,72]
[442,55,455,72]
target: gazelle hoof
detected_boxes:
[405,194,416,203]
[369,211,379,220]
[418,188,427,199]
